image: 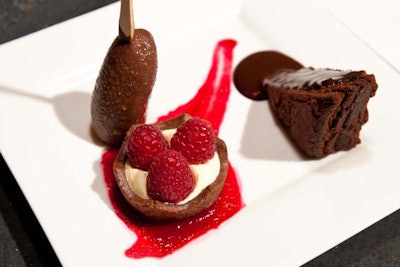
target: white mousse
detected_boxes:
[125,128,220,204]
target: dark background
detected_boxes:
[1,0,399,266]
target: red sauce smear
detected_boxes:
[101,39,243,258]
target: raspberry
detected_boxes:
[147,150,195,203]
[170,117,216,164]
[127,124,169,170]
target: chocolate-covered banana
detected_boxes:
[91,0,157,146]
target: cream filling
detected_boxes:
[124,129,220,204]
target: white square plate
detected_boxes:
[322,0,400,73]
[1,0,400,266]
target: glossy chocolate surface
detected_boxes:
[233,50,303,100]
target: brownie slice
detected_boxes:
[264,68,378,158]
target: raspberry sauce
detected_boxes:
[101,39,243,258]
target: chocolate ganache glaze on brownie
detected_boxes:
[263,68,352,88]
[234,51,378,158]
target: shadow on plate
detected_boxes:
[0,85,104,146]
[240,101,306,162]
[1,85,116,216]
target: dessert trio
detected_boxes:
[90,0,378,258]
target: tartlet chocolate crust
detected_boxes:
[113,114,228,221]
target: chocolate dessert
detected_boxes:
[91,0,157,146]
[264,68,378,158]
[113,114,229,221]
[234,51,378,158]
[233,51,303,100]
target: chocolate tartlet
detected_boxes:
[264,68,378,158]
[113,114,228,220]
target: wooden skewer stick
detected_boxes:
[119,0,135,42]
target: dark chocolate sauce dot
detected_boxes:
[233,51,303,100]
